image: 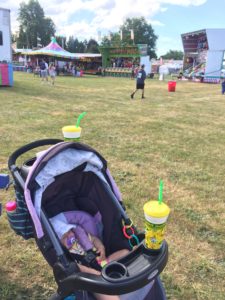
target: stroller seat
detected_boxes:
[8,139,168,300]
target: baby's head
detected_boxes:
[61,229,86,256]
[61,229,75,249]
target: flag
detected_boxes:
[98,31,101,42]
[130,29,134,40]
[120,30,123,40]
[37,36,42,48]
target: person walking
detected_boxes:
[49,63,56,85]
[131,64,146,99]
[39,59,49,83]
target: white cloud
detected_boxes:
[0,0,207,40]
[161,0,206,6]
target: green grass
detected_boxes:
[0,72,225,299]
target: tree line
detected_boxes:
[15,0,183,59]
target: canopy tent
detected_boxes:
[21,37,77,59]
[21,37,101,60]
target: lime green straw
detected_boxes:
[76,112,87,128]
[158,180,164,204]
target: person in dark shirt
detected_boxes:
[131,64,146,99]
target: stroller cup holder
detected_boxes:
[20,157,36,179]
[102,262,128,282]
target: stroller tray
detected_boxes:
[54,240,168,296]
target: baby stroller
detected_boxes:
[8,139,168,300]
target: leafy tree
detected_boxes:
[101,17,158,58]
[101,32,121,47]
[66,37,89,53]
[66,36,75,52]
[120,17,157,58]
[86,39,99,53]
[41,18,55,46]
[55,35,67,50]
[11,33,17,43]
[161,50,184,60]
[17,0,55,49]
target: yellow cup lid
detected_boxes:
[62,125,81,133]
[143,200,170,218]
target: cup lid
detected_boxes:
[143,200,170,218]
[62,125,81,133]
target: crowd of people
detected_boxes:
[110,57,139,68]
[30,59,85,85]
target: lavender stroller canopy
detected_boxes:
[24,142,123,240]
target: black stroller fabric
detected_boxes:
[42,167,131,259]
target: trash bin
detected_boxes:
[168,81,176,92]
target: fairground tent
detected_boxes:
[21,37,101,60]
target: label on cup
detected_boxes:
[144,220,166,250]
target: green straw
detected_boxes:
[158,180,164,204]
[76,112,87,128]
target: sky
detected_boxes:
[1,0,225,56]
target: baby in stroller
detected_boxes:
[8,139,168,300]
[50,210,129,300]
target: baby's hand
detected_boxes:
[92,236,105,261]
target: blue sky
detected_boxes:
[2,0,225,57]
[155,0,225,56]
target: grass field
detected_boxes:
[0,72,225,300]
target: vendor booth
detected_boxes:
[99,44,151,77]
[21,38,101,75]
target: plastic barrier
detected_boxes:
[13,65,27,72]
[168,81,176,92]
[0,63,14,86]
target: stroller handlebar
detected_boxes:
[8,139,63,170]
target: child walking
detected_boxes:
[131,64,146,99]
[49,63,56,85]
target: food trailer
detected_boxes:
[182,29,225,83]
[99,44,151,77]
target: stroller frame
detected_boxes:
[8,139,168,299]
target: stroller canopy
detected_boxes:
[24,142,122,239]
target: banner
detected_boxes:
[137,44,148,56]
[98,31,101,42]
[108,47,139,56]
